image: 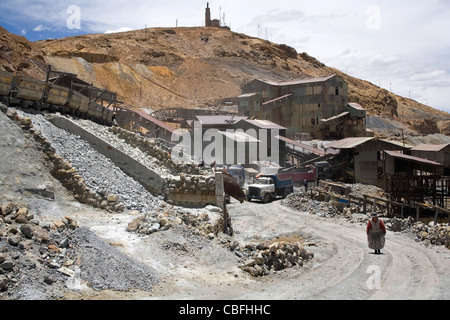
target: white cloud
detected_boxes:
[105,27,134,34]
[33,24,51,32]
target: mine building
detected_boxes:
[384,150,449,211]
[411,143,450,173]
[326,137,412,187]
[237,74,371,140]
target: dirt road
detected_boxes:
[73,197,449,300]
[229,199,449,300]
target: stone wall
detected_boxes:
[106,125,220,207]
[48,116,167,196]
[3,109,124,212]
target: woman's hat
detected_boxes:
[371,212,378,217]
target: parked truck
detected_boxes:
[278,161,331,183]
[246,174,294,203]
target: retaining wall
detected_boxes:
[48,115,166,195]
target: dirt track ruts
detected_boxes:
[225,200,450,300]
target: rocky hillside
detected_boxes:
[1,26,449,135]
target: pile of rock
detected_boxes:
[218,238,314,277]
[7,109,125,213]
[236,241,314,277]
[0,202,79,297]
[384,216,415,233]
[108,125,203,176]
[282,192,341,217]
[412,222,449,248]
[126,204,225,239]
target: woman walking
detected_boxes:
[366,213,386,254]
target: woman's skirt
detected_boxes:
[368,229,385,250]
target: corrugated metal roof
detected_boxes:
[196,115,248,126]
[326,137,375,149]
[380,139,414,149]
[135,110,176,133]
[240,119,287,130]
[347,102,365,110]
[259,75,336,87]
[411,143,450,152]
[384,150,442,166]
[276,135,326,156]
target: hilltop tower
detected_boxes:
[205,3,212,27]
[204,3,230,30]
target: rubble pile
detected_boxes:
[0,202,80,298]
[384,216,415,232]
[229,240,314,277]
[0,201,159,298]
[126,204,225,239]
[282,192,342,217]
[412,222,450,248]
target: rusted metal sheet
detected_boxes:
[411,144,450,152]
[384,150,442,166]
[221,171,246,203]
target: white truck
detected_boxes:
[246,174,294,203]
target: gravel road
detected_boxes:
[68,197,449,300]
[227,199,450,300]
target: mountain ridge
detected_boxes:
[1,26,449,135]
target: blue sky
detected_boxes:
[1,0,449,114]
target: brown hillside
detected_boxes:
[1,26,449,134]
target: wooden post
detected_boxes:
[223,197,229,235]
[401,205,404,219]
[434,209,440,226]
[363,195,367,214]
[416,206,420,222]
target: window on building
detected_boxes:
[311,118,316,125]
[335,87,339,95]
